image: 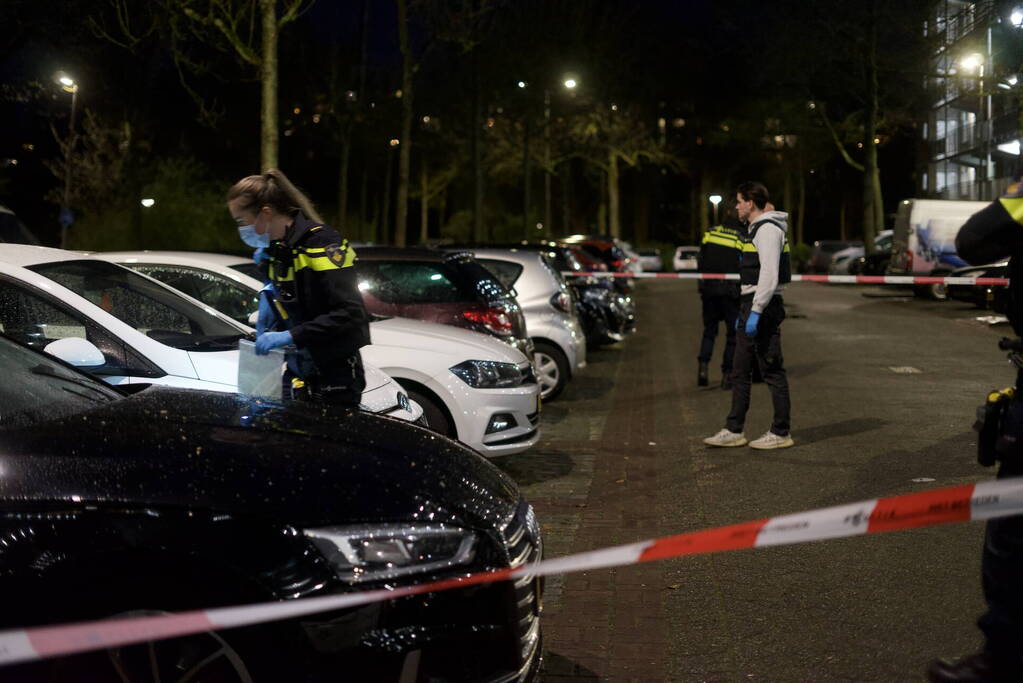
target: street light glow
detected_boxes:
[564,78,577,89]
[708,195,722,206]
[54,71,77,93]
[140,198,155,208]
[517,80,526,88]
[1011,7,1023,27]
[960,53,983,73]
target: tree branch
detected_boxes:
[816,103,865,172]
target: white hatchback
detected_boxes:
[0,246,421,422]
[98,251,542,456]
[673,246,700,272]
[468,248,586,401]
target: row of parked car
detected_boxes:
[0,234,640,680]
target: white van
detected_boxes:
[889,198,988,299]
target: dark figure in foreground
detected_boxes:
[697,215,743,389]
[227,169,370,407]
[927,182,1023,683]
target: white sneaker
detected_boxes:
[749,431,794,450]
[703,429,748,447]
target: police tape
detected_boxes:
[3,478,1023,667]
[561,271,1011,286]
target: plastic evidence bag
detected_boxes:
[237,339,285,399]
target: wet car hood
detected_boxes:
[0,387,521,530]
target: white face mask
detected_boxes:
[238,224,270,249]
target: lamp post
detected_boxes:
[518,80,531,239]
[709,194,722,225]
[542,75,578,238]
[55,72,78,249]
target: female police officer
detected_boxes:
[227,169,370,407]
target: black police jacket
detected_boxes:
[266,211,371,377]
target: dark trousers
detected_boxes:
[726,295,791,436]
[698,286,739,372]
[282,353,366,408]
[978,383,1023,662]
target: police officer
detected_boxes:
[927,183,1023,682]
[697,213,743,389]
[227,169,370,407]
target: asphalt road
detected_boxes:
[495,279,1014,682]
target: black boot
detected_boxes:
[720,372,732,390]
[698,362,709,387]
[927,651,1022,683]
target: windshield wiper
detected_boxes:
[30,364,117,402]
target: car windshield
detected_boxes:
[357,258,510,305]
[130,264,260,327]
[0,334,121,429]
[28,260,246,351]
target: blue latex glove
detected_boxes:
[255,330,292,355]
[253,247,270,265]
[744,311,760,337]
[255,293,275,335]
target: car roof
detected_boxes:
[0,244,95,267]
[356,246,467,262]
[98,250,250,267]
[452,248,544,268]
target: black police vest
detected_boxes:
[700,227,742,274]
[740,219,791,286]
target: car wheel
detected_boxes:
[408,389,454,438]
[533,341,568,401]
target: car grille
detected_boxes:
[527,412,540,427]
[501,502,542,676]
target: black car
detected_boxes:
[354,247,534,359]
[449,242,635,347]
[947,260,1009,311]
[0,334,542,682]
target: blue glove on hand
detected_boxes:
[744,311,760,337]
[255,294,275,335]
[253,247,270,265]
[255,330,292,355]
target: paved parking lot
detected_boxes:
[496,279,1013,682]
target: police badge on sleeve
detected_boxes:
[325,243,348,266]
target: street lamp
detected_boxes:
[54,71,78,249]
[709,194,723,225]
[543,75,580,237]
[1011,6,1023,28]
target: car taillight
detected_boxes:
[550,291,571,313]
[462,308,513,336]
[610,258,625,270]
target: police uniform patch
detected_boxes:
[325,244,347,265]
[1002,181,1023,199]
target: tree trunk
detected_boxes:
[839,193,847,241]
[561,162,572,235]
[634,170,650,245]
[862,0,882,253]
[796,152,806,246]
[420,161,429,244]
[597,173,607,235]
[395,0,413,247]
[699,172,710,234]
[259,0,278,170]
[608,152,621,238]
[522,117,531,239]
[381,150,393,243]
[338,137,350,232]
[783,156,794,222]
[359,165,368,241]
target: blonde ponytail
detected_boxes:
[227,168,324,224]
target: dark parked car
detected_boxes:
[355,247,533,359]
[808,240,861,274]
[0,333,542,682]
[947,260,1009,311]
[456,242,635,347]
[557,235,635,294]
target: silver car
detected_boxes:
[469,248,587,401]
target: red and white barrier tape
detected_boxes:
[562,271,1011,286]
[2,478,1022,666]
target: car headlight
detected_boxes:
[304,524,477,583]
[450,360,524,388]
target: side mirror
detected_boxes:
[248,310,259,326]
[43,337,105,367]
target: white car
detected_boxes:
[0,245,421,423]
[828,230,893,275]
[636,248,664,272]
[467,248,586,401]
[673,246,700,271]
[98,251,542,455]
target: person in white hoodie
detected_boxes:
[704,181,794,450]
